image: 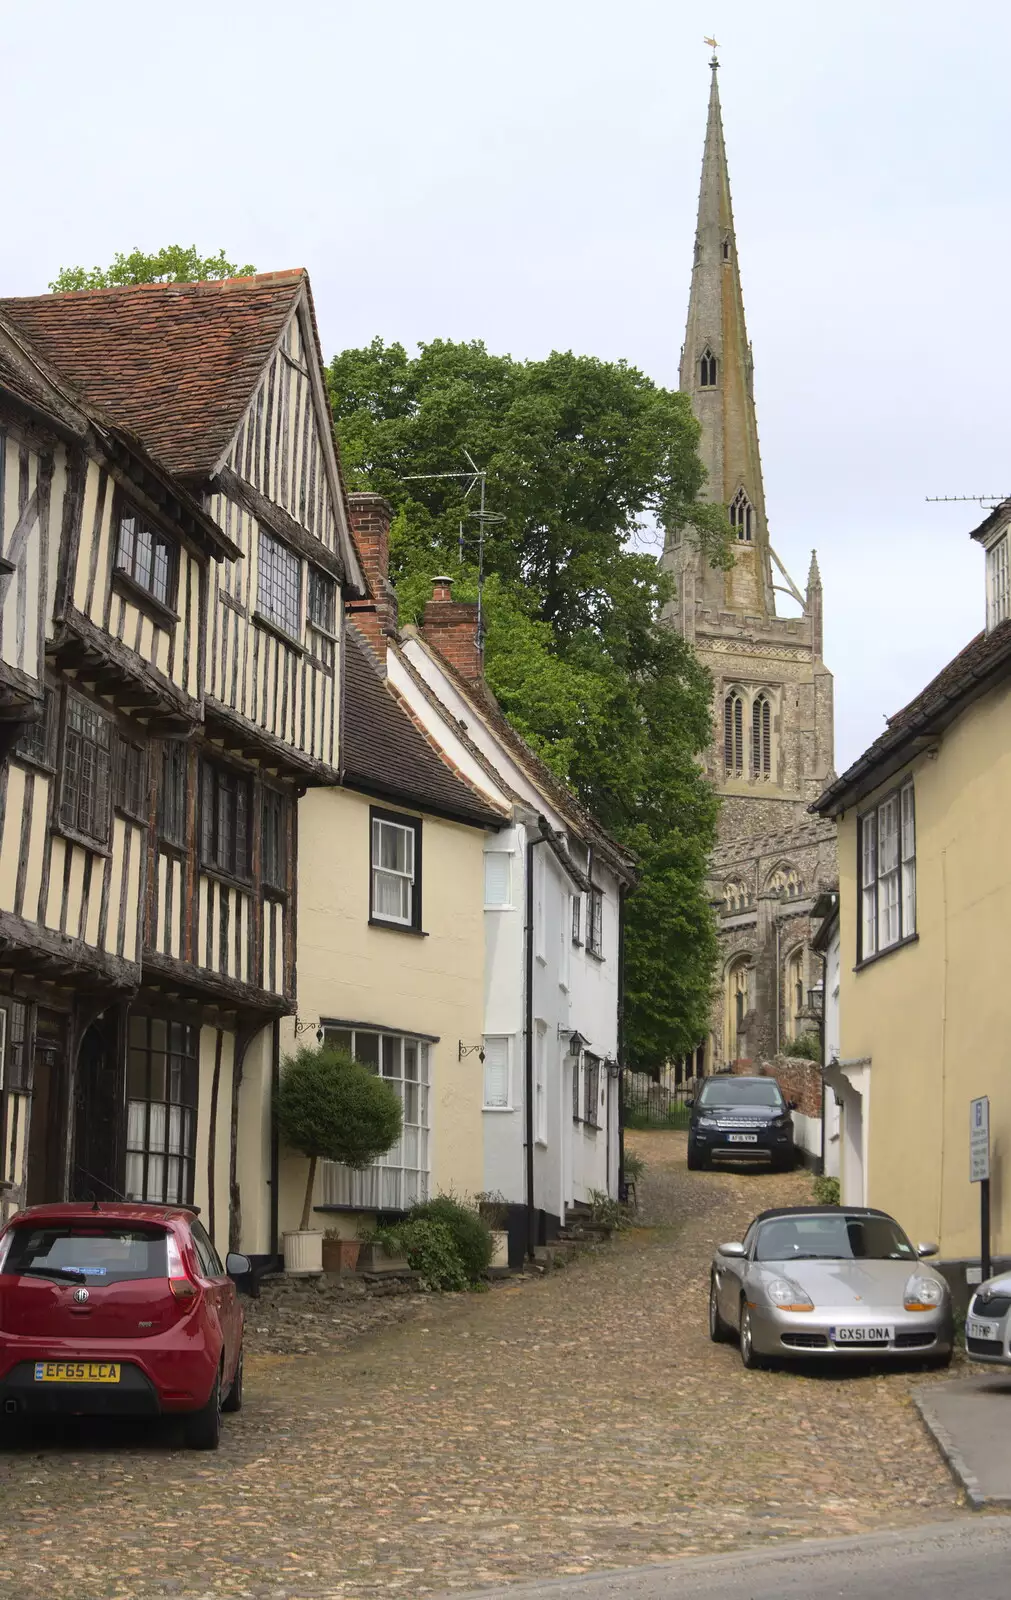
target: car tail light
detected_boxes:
[167,1233,199,1302]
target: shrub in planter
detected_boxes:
[277,1045,402,1230]
[379,1219,468,1292]
[408,1195,493,1282]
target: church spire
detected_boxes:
[679,56,774,617]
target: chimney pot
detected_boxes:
[345,491,397,665]
[422,576,483,682]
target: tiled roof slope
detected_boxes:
[813,618,1011,816]
[341,626,506,830]
[406,630,636,881]
[0,272,305,479]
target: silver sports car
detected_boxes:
[709,1205,953,1368]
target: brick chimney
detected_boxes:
[422,576,482,681]
[345,492,398,663]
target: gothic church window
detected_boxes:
[729,488,753,542]
[699,347,718,387]
[723,690,744,776]
[766,863,802,899]
[725,959,750,1063]
[751,693,772,779]
[723,879,750,914]
[785,947,805,1041]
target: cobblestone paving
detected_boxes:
[0,1134,960,1599]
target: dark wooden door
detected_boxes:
[71,1015,122,1202]
[26,1009,68,1206]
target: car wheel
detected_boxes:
[184,1369,222,1450]
[222,1347,243,1414]
[709,1276,731,1342]
[687,1147,705,1171]
[739,1302,764,1369]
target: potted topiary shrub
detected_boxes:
[477,1191,510,1269]
[277,1044,402,1275]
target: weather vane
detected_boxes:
[704,35,719,63]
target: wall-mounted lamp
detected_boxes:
[295,1017,324,1044]
[458,1042,486,1063]
[558,1028,589,1053]
[604,1055,621,1079]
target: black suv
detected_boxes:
[687,1075,796,1171]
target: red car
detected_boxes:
[0,1202,247,1449]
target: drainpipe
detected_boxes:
[616,882,627,1202]
[818,948,828,1176]
[774,917,781,1058]
[524,823,553,1261]
[269,1017,281,1264]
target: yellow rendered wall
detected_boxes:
[838,675,1011,1259]
[278,786,488,1235]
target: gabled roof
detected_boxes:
[0,271,305,481]
[813,618,1011,817]
[403,629,636,882]
[340,625,507,831]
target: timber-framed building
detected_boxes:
[661,58,837,1067]
[0,273,364,1257]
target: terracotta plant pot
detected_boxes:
[321,1237,343,1273]
[338,1239,360,1273]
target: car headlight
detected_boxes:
[765,1276,814,1312]
[697,1116,719,1128]
[904,1275,944,1312]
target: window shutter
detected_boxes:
[483,1038,509,1108]
[484,851,511,907]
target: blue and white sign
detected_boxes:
[970,1095,990,1183]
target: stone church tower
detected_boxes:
[662,55,837,1067]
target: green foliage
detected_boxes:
[328,338,729,1068]
[587,1190,630,1230]
[49,245,256,294]
[277,1045,402,1229]
[812,1175,841,1206]
[785,1032,823,1062]
[376,1219,468,1292]
[622,1149,646,1184]
[407,1194,493,1282]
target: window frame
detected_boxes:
[857,780,916,964]
[369,807,423,933]
[751,692,771,779]
[724,689,744,777]
[583,1052,602,1130]
[13,687,58,772]
[112,498,179,617]
[124,1014,199,1207]
[482,1034,512,1111]
[729,488,753,543]
[58,690,113,850]
[199,759,253,884]
[534,1021,547,1144]
[158,741,189,850]
[483,849,513,910]
[113,730,148,824]
[261,784,289,896]
[587,886,604,959]
[256,528,302,642]
[307,565,338,637]
[571,893,582,946]
[987,535,1010,631]
[699,347,718,388]
[319,1027,431,1210]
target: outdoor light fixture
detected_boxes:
[604,1056,621,1079]
[807,982,824,1016]
[458,1042,486,1063]
[558,1028,589,1053]
[295,1017,324,1044]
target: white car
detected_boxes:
[966,1273,1011,1364]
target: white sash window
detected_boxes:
[858,781,916,961]
[371,811,420,929]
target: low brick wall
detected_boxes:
[730,1055,824,1168]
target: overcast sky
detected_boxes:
[4,0,1009,771]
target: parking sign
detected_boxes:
[970,1096,990,1183]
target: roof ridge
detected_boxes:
[44,268,306,300]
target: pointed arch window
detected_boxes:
[751,692,772,779]
[699,347,718,388]
[723,689,744,777]
[722,237,730,261]
[729,488,753,542]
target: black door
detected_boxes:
[25,1009,68,1206]
[71,1014,122,1202]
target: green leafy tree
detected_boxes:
[328,339,728,1068]
[277,1045,402,1230]
[49,245,255,294]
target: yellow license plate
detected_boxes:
[34,1362,120,1383]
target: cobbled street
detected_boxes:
[0,1134,960,1599]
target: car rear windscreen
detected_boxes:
[2,1224,169,1283]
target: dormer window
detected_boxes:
[986,534,1009,630]
[115,504,177,609]
[729,488,753,542]
[699,347,718,388]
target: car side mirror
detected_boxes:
[788,1100,798,1111]
[226,1252,251,1278]
[718,1241,746,1259]
[916,1242,939,1259]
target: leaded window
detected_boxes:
[114,733,148,822]
[307,567,337,634]
[60,694,112,846]
[261,786,288,892]
[199,761,252,880]
[859,781,916,961]
[159,742,188,847]
[724,690,744,776]
[320,1028,430,1210]
[124,1015,198,1205]
[115,508,176,608]
[588,887,604,957]
[370,809,421,929]
[583,1053,601,1129]
[14,689,57,769]
[257,529,301,639]
[729,488,753,542]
